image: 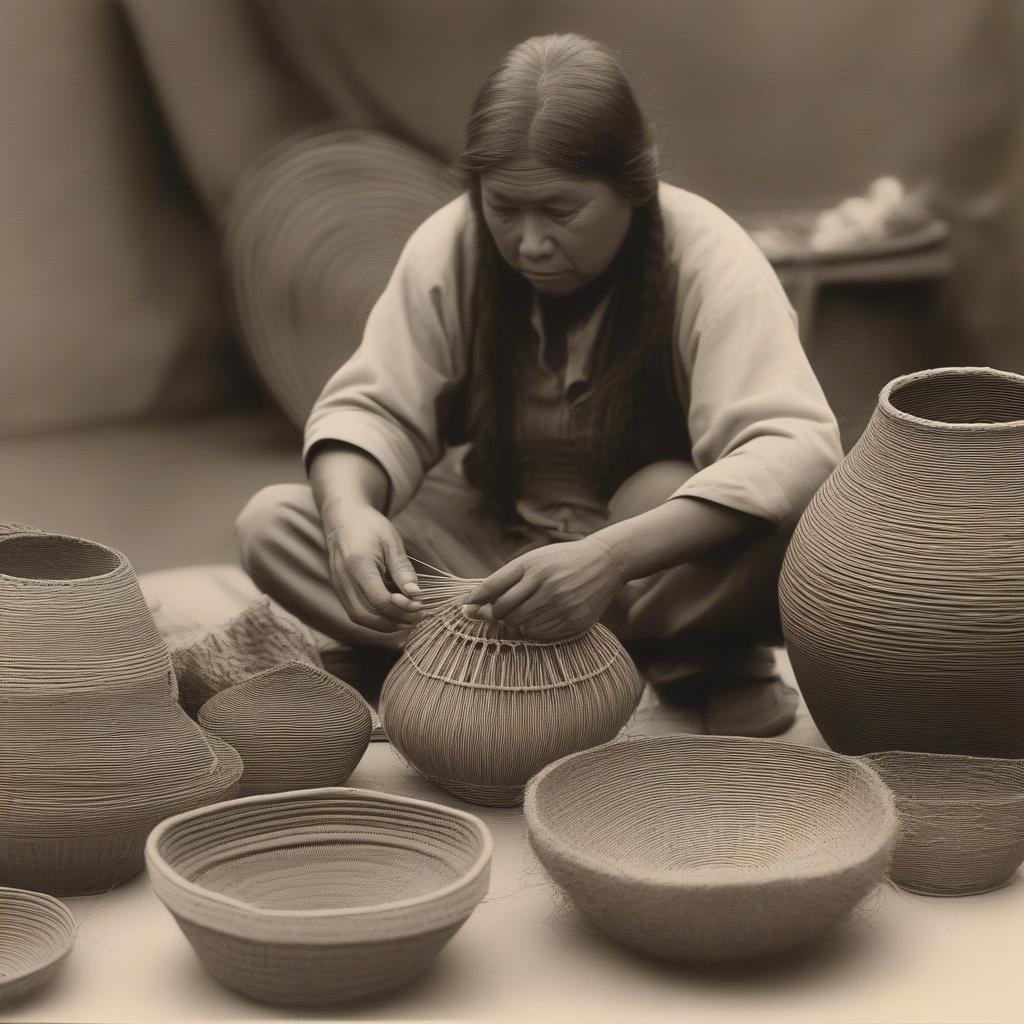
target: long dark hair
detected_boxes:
[459,33,679,518]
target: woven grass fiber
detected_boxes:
[780,366,1024,757]
[0,530,243,894]
[0,531,176,697]
[380,587,644,807]
[227,127,461,427]
[169,596,323,716]
[0,887,77,1005]
[863,750,1024,896]
[198,661,373,795]
[524,734,896,963]
[145,788,492,1006]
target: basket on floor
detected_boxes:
[380,599,644,807]
[0,887,77,1004]
[524,734,896,963]
[0,530,243,895]
[863,750,1024,896]
[198,661,373,795]
[168,596,323,716]
[145,788,492,1006]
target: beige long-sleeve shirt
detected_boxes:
[304,183,842,533]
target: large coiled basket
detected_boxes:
[0,530,242,894]
[145,788,492,1006]
[780,366,1024,756]
[380,604,644,807]
[525,734,897,963]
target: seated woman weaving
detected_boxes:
[238,33,842,737]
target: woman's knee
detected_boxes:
[236,483,313,570]
[608,460,696,523]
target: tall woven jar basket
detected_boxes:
[779,367,1024,756]
[379,603,645,807]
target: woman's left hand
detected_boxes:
[462,537,627,640]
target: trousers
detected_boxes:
[236,454,788,671]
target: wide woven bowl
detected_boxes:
[380,604,644,807]
[227,127,461,427]
[0,887,77,1004]
[145,788,492,1006]
[0,734,242,896]
[198,661,373,795]
[863,750,1024,896]
[525,734,896,963]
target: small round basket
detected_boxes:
[145,788,492,1006]
[862,750,1024,896]
[0,887,77,1005]
[380,603,644,807]
[524,734,897,963]
[198,661,373,795]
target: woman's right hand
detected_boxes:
[321,501,424,634]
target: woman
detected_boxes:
[238,34,842,736]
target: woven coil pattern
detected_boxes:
[524,734,896,963]
[780,367,1024,756]
[0,887,77,1005]
[863,750,1024,896]
[380,588,644,807]
[0,529,243,894]
[145,788,491,1006]
[227,127,461,426]
[198,661,373,795]
[0,532,175,696]
[169,596,322,716]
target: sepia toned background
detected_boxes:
[2,0,1022,569]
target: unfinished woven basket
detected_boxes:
[227,127,461,426]
[524,734,896,963]
[379,582,644,807]
[146,788,492,1006]
[863,750,1024,896]
[0,887,77,1005]
[780,367,1024,757]
[169,596,323,716]
[198,661,373,795]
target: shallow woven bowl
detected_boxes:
[525,734,896,963]
[0,887,77,1004]
[863,750,1024,896]
[146,788,492,1006]
[0,735,243,896]
[198,661,373,795]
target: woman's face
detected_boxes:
[480,158,633,296]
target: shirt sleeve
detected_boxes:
[670,224,843,527]
[303,205,468,516]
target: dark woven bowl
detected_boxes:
[863,750,1024,896]
[146,788,492,1006]
[525,734,896,963]
[0,887,77,1004]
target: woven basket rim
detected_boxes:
[861,750,1024,807]
[145,787,492,924]
[0,530,127,584]
[0,886,77,986]
[879,366,1024,431]
[524,734,898,890]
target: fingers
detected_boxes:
[464,560,526,608]
[332,551,421,633]
[382,536,423,608]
